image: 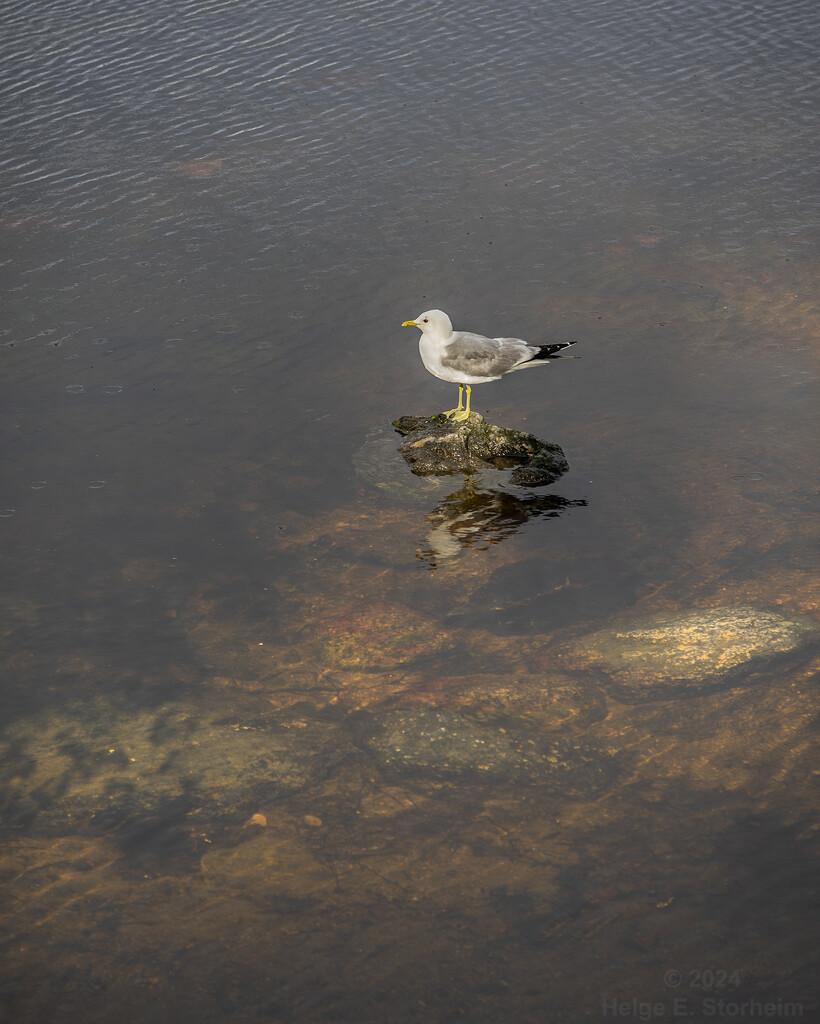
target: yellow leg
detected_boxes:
[451,384,472,422]
[442,384,464,418]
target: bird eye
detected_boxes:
[423,318,429,323]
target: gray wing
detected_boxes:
[440,331,534,378]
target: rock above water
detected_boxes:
[392,414,569,487]
[560,604,820,696]
[362,708,615,795]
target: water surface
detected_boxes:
[1,0,818,1021]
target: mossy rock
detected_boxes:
[392,414,569,487]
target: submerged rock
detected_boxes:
[352,428,453,504]
[362,708,615,795]
[446,556,642,634]
[392,414,569,487]
[201,833,336,895]
[0,698,354,834]
[398,673,608,735]
[312,601,453,670]
[560,604,820,697]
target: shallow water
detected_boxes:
[1,0,818,1020]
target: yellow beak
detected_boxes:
[401,320,417,327]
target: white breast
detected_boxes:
[418,336,454,382]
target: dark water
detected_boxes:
[1,0,818,1020]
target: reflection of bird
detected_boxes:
[418,482,586,567]
[401,309,576,421]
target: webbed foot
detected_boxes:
[448,408,472,422]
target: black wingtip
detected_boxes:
[532,340,577,360]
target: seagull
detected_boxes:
[401,309,576,421]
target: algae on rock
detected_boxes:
[361,707,615,796]
[392,414,569,487]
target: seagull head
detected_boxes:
[401,309,453,337]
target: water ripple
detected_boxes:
[1,0,818,359]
